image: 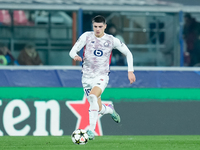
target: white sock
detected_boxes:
[88,94,99,132]
[99,103,113,115]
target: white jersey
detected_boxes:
[69,31,134,78]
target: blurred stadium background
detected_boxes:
[0,0,200,66]
[0,0,200,137]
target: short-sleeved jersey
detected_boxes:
[69,31,133,78]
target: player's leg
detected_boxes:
[87,86,102,140]
[98,96,121,123]
[82,77,96,140]
[98,96,113,115]
[88,86,101,130]
[86,75,109,140]
[92,75,120,123]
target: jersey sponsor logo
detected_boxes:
[94,50,103,57]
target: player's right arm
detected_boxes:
[69,32,87,61]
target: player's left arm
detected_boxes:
[114,38,136,84]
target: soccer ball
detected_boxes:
[71,129,89,145]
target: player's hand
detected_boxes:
[74,56,82,62]
[128,71,136,84]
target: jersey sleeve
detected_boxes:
[113,37,134,72]
[69,32,87,59]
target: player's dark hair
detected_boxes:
[92,15,106,24]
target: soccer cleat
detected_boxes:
[86,130,95,140]
[108,104,121,123]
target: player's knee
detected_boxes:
[88,94,97,103]
[88,94,99,110]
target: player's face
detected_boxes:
[93,22,107,38]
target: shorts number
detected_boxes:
[94,50,103,57]
[85,89,91,96]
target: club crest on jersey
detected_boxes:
[104,42,109,47]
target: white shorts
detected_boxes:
[82,75,109,97]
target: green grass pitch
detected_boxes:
[1,135,200,150]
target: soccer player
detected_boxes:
[69,15,136,140]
